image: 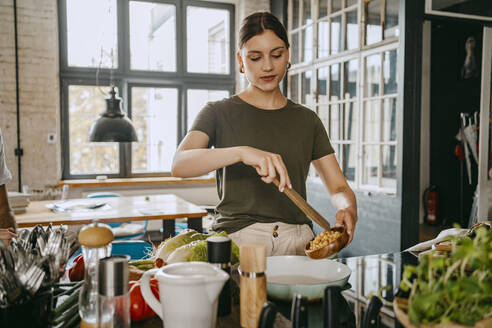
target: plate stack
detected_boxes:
[7,192,31,214]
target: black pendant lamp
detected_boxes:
[89,86,138,142]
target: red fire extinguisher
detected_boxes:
[423,185,438,225]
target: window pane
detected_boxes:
[365,54,381,97]
[68,85,119,174]
[318,105,329,130]
[365,0,382,45]
[318,21,329,58]
[331,15,342,55]
[344,59,357,99]
[66,0,117,68]
[330,104,342,141]
[332,0,342,13]
[330,63,341,101]
[363,100,381,141]
[319,0,328,18]
[187,89,229,130]
[362,145,379,186]
[187,6,230,74]
[289,74,299,102]
[346,0,357,7]
[382,145,397,188]
[343,144,356,181]
[301,70,312,106]
[344,101,357,141]
[302,26,313,62]
[317,67,329,103]
[292,0,300,29]
[303,0,311,25]
[346,10,359,51]
[383,98,397,142]
[383,50,397,94]
[385,0,399,39]
[291,32,299,64]
[131,87,178,173]
[130,2,176,72]
[333,143,341,163]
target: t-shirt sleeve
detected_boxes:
[189,102,217,147]
[311,114,334,161]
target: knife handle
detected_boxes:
[291,294,308,328]
[362,296,382,328]
[257,301,278,328]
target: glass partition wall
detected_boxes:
[288,0,399,193]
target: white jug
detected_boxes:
[140,262,229,328]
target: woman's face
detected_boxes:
[237,30,290,92]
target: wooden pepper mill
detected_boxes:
[240,244,267,328]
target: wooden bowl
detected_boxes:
[305,226,349,259]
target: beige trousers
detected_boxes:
[229,222,314,256]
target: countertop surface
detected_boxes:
[133,251,418,328]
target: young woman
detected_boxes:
[172,12,357,256]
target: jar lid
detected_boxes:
[98,255,129,296]
[78,222,114,247]
[207,236,231,264]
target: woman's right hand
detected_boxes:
[238,146,292,192]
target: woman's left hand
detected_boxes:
[0,228,16,246]
[334,209,357,245]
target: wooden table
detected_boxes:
[15,194,208,239]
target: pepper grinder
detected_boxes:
[207,236,232,317]
[98,255,131,328]
[239,244,266,328]
[78,222,114,328]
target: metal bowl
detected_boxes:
[304,226,349,259]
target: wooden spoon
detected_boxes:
[272,177,331,231]
[272,177,348,258]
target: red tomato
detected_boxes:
[68,254,85,281]
[129,278,160,322]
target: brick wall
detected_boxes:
[307,178,401,256]
[0,0,60,191]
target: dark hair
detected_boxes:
[238,12,290,49]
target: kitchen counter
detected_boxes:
[133,251,418,328]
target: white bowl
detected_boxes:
[266,256,351,302]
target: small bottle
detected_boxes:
[78,222,114,328]
[98,255,131,328]
[207,236,232,317]
[239,244,267,328]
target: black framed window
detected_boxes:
[59,0,235,179]
[288,0,399,193]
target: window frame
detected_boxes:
[58,0,235,179]
[287,0,399,193]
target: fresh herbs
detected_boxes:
[399,226,492,326]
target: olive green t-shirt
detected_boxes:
[190,95,334,234]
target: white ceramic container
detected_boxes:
[140,262,229,328]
